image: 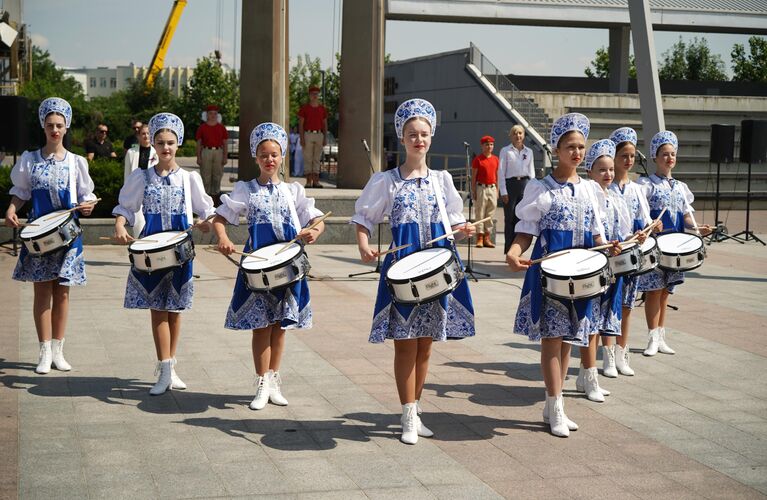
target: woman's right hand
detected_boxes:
[359,245,376,263]
[114,225,131,245]
[4,206,19,228]
[506,252,530,272]
[217,238,235,256]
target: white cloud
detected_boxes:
[29,32,49,49]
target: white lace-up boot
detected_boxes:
[413,400,433,438]
[149,359,173,396]
[542,391,578,431]
[51,339,72,371]
[268,370,288,406]
[576,364,609,396]
[170,358,186,390]
[644,328,660,356]
[602,345,618,378]
[657,327,676,355]
[547,395,569,437]
[249,373,271,410]
[35,341,52,374]
[583,367,605,402]
[615,345,635,376]
[400,403,418,445]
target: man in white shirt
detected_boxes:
[497,125,535,253]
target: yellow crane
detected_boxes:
[145,0,188,89]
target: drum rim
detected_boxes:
[241,246,307,274]
[540,250,608,280]
[19,211,76,240]
[656,233,704,257]
[128,231,190,254]
[386,250,457,284]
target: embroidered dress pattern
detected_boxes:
[610,181,647,309]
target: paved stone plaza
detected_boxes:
[1,235,766,499]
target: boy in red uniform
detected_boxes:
[297,86,328,188]
[472,135,499,248]
[195,105,228,196]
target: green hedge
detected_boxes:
[87,158,123,217]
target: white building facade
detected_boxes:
[64,63,194,99]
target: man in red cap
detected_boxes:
[471,135,499,248]
[195,104,228,196]
[297,85,328,188]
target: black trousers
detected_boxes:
[503,177,529,254]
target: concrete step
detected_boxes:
[571,107,767,127]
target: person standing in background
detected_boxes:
[497,125,535,254]
[298,86,328,188]
[123,118,143,152]
[471,135,499,248]
[195,105,228,196]
[123,124,157,238]
[85,124,117,161]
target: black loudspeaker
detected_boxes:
[709,124,735,163]
[0,95,30,153]
[740,119,767,164]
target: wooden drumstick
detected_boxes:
[204,246,267,260]
[276,211,333,255]
[527,250,570,265]
[17,222,39,227]
[423,216,492,246]
[62,198,102,214]
[624,207,668,244]
[99,236,158,243]
[374,243,412,257]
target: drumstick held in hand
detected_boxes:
[424,216,492,246]
[374,243,412,257]
[204,246,267,260]
[63,198,102,214]
[527,250,571,265]
[276,211,333,254]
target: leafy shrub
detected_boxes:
[87,158,123,217]
[178,138,197,158]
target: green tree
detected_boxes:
[659,37,727,81]
[178,56,239,136]
[731,36,767,83]
[584,46,637,79]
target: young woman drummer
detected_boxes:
[506,113,619,437]
[352,98,475,445]
[637,131,711,356]
[5,97,97,374]
[213,122,325,411]
[113,113,215,395]
[607,127,652,376]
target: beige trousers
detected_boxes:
[302,131,323,174]
[475,183,497,234]
[200,148,224,194]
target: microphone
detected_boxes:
[361,139,370,153]
[636,150,647,164]
[463,141,470,148]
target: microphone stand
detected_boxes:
[463,142,489,281]
[348,139,385,278]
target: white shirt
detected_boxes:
[216,180,323,227]
[497,144,535,196]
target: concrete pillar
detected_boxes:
[239,0,289,181]
[608,26,630,94]
[337,0,385,189]
[628,0,665,144]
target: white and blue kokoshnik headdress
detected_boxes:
[38,97,72,129]
[394,98,437,139]
[650,130,678,159]
[609,127,638,147]
[149,112,185,145]
[550,112,590,148]
[585,139,616,171]
[250,122,288,157]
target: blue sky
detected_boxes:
[18,0,755,77]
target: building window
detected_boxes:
[100,77,107,88]
[90,77,96,88]
[110,77,117,88]
[172,78,177,88]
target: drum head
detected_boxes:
[640,237,657,252]
[540,248,608,276]
[657,233,703,253]
[20,210,70,238]
[241,242,302,271]
[387,248,453,281]
[619,241,638,253]
[129,231,188,252]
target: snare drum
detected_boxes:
[636,236,660,275]
[128,231,195,273]
[20,210,82,256]
[540,249,612,300]
[240,242,310,292]
[607,241,644,277]
[656,232,706,272]
[385,247,464,305]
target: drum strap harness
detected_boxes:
[429,170,455,245]
[275,182,303,234]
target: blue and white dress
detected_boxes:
[609,180,651,309]
[636,174,694,293]
[351,168,475,344]
[113,167,214,311]
[10,150,95,285]
[217,180,323,330]
[513,175,606,345]
[592,181,633,335]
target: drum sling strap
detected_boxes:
[275,182,303,234]
[66,153,77,206]
[429,170,455,244]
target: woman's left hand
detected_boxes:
[78,203,95,216]
[299,228,320,244]
[634,230,647,244]
[608,240,622,256]
[697,224,713,237]
[455,222,476,240]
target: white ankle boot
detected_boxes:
[268,370,288,406]
[576,365,610,396]
[400,403,418,445]
[546,395,570,437]
[250,373,271,410]
[35,341,52,374]
[542,391,578,431]
[51,339,72,371]
[170,358,186,390]
[657,327,676,354]
[644,328,660,356]
[414,400,433,438]
[601,345,617,378]
[614,345,635,376]
[583,367,605,402]
[149,359,173,395]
